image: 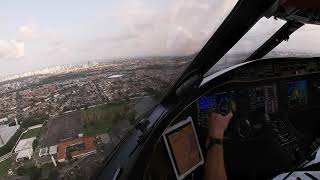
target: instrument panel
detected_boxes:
[192,77,320,177]
[145,58,320,180]
[196,57,320,133]
[196,84,278,130]
[197,91,238,127]
[192,59,320,175]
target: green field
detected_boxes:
[0,159,11,177]
[81,102,132,136]
[21,128,41,139]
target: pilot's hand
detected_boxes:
[207,112,233,139]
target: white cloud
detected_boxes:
[19,25,39,39]
[17,24,69,59]
[0,40,25,59]
[18,24,60,40]
[85,0,238,57]
[19,26,34,35]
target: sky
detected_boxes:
[1,0,320,76]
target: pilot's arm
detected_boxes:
[205,112,233,180]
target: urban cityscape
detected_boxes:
[0,57,191,180]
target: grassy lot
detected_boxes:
[81,102,131,136]
[0,159,11,177]
[21,128,41,139]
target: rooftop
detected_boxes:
[0,118,8,123]
[0,125,20,147]
[107,74,123,79]
[15,137,36,152]
[49,145,58,155]
[16,148,33,161]
[57,136,97,162]
[39,147,48,157]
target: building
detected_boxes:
[0,124,20,148]
[15,137,36,162]
[107,74,123,79]
[57,136,97,162]
[0,117,8,124]
[14,137,36,153]
[99,133,111,144]
[16,148,33,162]
[39,147,48,157]
[49,145,58,155]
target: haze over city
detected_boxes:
[0,0,232,76]
[1,0,320,77]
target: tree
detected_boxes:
[89,120,95,126]
[17,166,42,180]
[32,139,39,150]
[113,112,122,124]
[30,167,41,180]
[47,169,59,180]
[127,111,136,125]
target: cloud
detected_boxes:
[84,0,238,57]
[17,24,69,58]
[19,26,34,35]
[47,41,68,54]
[19,25,39,39]
[18,24,60,41]
[0,40,25,59]
[117,0,237,55]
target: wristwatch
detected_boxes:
[206,137,223,150]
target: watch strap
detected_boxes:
[206,137,223,150]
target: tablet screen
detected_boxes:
[163,118,204,179]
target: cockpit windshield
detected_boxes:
[0,0,239,179]
[206,17,286,75]
[207,19,320,76]
[267,24,320,58]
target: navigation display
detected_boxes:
[198,92,236,114]
[213,93,233,114]
[163,118,204,180]
[198,96,213,110]
[197,92,237,127]
[288,80,307,107]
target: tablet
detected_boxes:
[163,117,204,180]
